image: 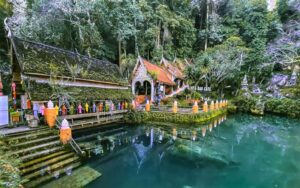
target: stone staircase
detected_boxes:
[2,111,128,187]
[3,127,82,188]
[165,85,189,99]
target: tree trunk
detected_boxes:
[118,40,121,67]
[204,0,209,51]
[156,21,161,49]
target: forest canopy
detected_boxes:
[2,0,300,90]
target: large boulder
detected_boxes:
[270,74,289,87]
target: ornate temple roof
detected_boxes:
[140,58,175,85]
[160,57,184,79]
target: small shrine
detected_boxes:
[131,56,187,104]
[252,84,263,95]
[286,70,297,86]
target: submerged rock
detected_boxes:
[169,141,238,168]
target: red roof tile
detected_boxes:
[142,59,175,85]
[161,58,184,79]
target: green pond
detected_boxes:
[81,114,300,188]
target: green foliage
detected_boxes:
[265,98,300,118]
[186,36,248,95]
[232,95,257,112]
[232,94,300,118]
[277,0,297,22]
[280,85,300,99]
[0,137,22,188]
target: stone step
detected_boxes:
[41,166,102,188]
[23,161,82,187]
[7,130,57,144]
[22,155,80,181]
[19,150,69,169]
[12,140,61,156]
[4,127,49,137]
[21,152,76,175]
[12,135,59,149]
[21,146,64,162]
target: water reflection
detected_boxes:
[75,115,227,174]
[85,114,300,188]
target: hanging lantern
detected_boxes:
[45,100,57,128]
[11,82,16,92]
[202,127,207,137]
[99,103,103,113]
[40,104,45,116]
[13,91,17,99]
[85,102,89,113]
[145,100,150,112]
[172,101,178,113]
[78,103,83,114]
[69,104,74,115]
[192,101,199,113]
[122,101,125,110]
[33,102,39,119]
[92,103,97,113]
[125,101,128,109]
[27,99,31,109]
[203,101,208,113]
[131,100,136,110]
[210,101,215,111]
[54,104,59,116]
[60,119,72,144]
[61,105,67,116]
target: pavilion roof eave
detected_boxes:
[156,80,176,86]
[23,72,130,87]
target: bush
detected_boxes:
[124,109,227,124]
[231,95,257,112]
[265,98,300,118]
[0,138,22,188]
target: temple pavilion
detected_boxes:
[8,36,131,106]
[131,56,187,104]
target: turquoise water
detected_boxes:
[85,114,300,188]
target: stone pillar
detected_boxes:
[151,80,155,102]
[132,81,135,95]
